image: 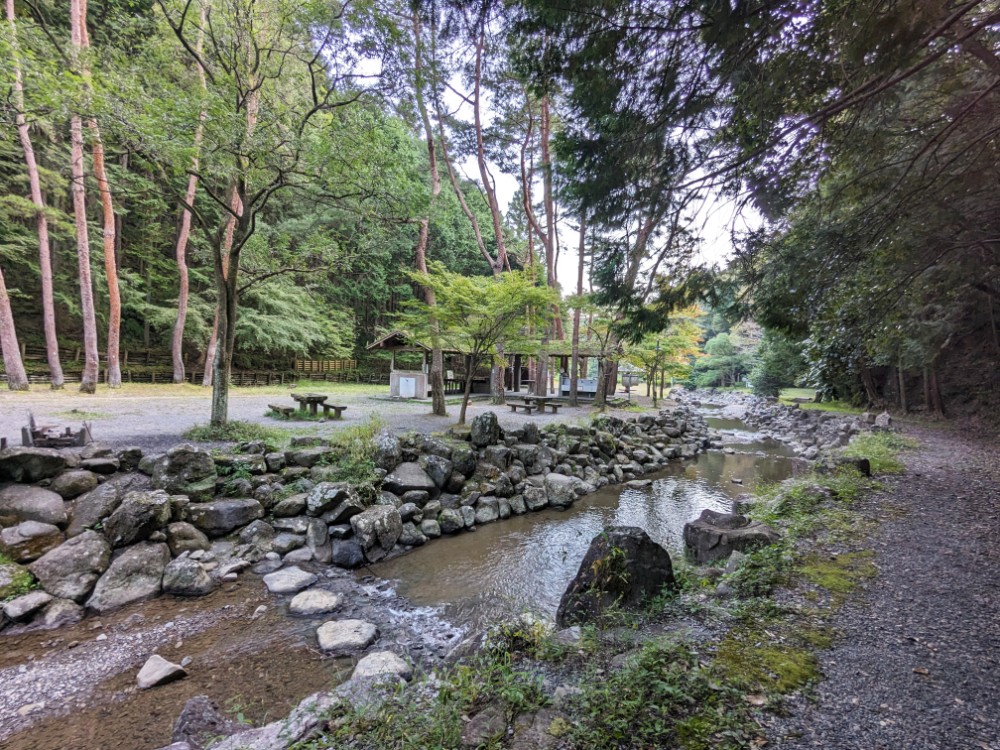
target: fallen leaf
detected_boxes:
[913,667,929,675]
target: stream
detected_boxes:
[370,412,797,628]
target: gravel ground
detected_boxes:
[770,422,1000,749]
[0,383,628,452]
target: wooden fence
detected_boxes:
[293,358,358,374]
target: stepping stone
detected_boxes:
[316,619,377,651]
[262,566,317,594]
[289,588,342,616]
[352,650,411,682]
[136,654,187,689]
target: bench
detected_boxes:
[268,404,296,417]
[320,404,348,419]
[544,403,561,414]
[508,401,536,414]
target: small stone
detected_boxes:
[251,605,267,620]
[289,588,342,615]
[262,566,317,594]
[352,650,411,681]
[136,654,187,689]
[316,619,378,651]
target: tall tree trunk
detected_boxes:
[7,0,63,388]
[412,12,446,416]
[458,355,476,425]
[79,0,121,387]
[0,266,29,390]
[172,6,207,384]
[896,359,908,412]
[203,190,240,387]
[69,0,99,394]
[569,217,586,406]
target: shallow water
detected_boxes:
[370,425,794,628]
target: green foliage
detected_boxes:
[0,555,38,601]
[182,421,293,447]
[841,432,918,475]
[750,332,806,397]
[317,416,385,492]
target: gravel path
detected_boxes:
[0,384,626,453]
[771,423,1000,749]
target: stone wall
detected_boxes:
[0,407,710,633]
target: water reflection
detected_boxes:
[368,435,794,627]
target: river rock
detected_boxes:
[330,539,364,568]
[316,619,378,651]
[306,482,360,517]
[284,446,329,469]
[420,519,441,538]
[522,486,548,511]
[419,455,453,490]
[0,521,64,563]
[398,522,426,547]
[683,509,780,563]
[2,590,53,622]
[37,597,84,628]
[163,557,217,596]
[102,490,172,547]
[28,530,111,602]
[66,473,148,538]
[470,412,502,448]
[350,505,402,563]
[374,430,402,472]
[289,588,342,615]
[474,497,499,525]
[87,542,170,613]
[271,494,306,517]
[543,473,579,508]
[188,499,264,537]
[874,411,892,430]
[0,447,68,483]
[262,565,317,593]
[151,444,217,501]
[167,522,211,556]
[437,508,464,534]
[556,526,676,627]
[382,463,435,496]
[461,506,476,528]
[172,694,243,749]
[0,484,67,528]
[461,703,507,749]
[50,470,100,500]
[450,445,477,478]
[116,446,143,472]
[306,519,331,563]
[137,654,187,689]
[80,456,120,475]
[508,495,527,515]
[352,650,411,682]
[214,453,266,475]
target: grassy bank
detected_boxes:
[292,431,915,750]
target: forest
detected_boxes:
[2,0,998,423]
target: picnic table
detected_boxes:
[291,392,328,416]
[522,395,562,414]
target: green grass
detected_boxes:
[779,388,864,414]
[182,420,297,448]
[841,431,918,474]
[0,554,38,601]
[52,408,112,420]
[312,415,386,492]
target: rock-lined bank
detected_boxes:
[680,388,872,460]
[1,407,710,635]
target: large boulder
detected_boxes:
[437,508,464,534]
[187,499,264,537]
[50,470,100,500]
[66,473,148,537]
[87,542,170,613]
[306,482,359,517]
[330,539,364,568]
[0,484,67,528]
[284,445,330,469]
[682,509,780,563]
[0,521,64,563]
[470,412,502,448]
[102,490,172,548]
[2,590,53,622]
[162,557,217,597]
[450,445,477,479]
[262,566,317,594]
[555,526,676,627]
[352,651,412,682]
[28,530,111,602]
[543,474,580,509]
[316,619,378,652]
[350,505,402,562]
[382,463,435,496]
[0,447,68,483]
[151,444,217,501]
[373,430,402,472]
